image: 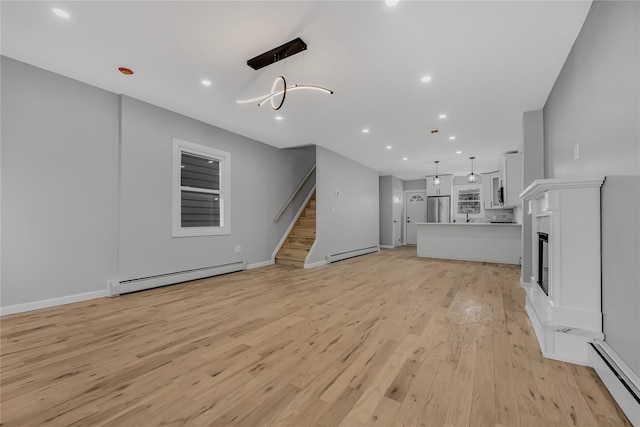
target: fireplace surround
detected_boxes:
[520,177,605,365]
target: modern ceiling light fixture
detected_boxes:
[466,156,479,183]
[237,38,333,111]
[433,161,441,185]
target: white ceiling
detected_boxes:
[1,1,592,180]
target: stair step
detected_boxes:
[302,208,316,218]
[297,217,316,227]
[290,227,316,237]
[308,200,316,209]
[277,246,310,260]
[285,237,315,248]
[275,257,305,268]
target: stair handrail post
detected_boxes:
[274,164,316,222]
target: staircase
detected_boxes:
[275,193,316,267]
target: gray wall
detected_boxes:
[379,176,393,247]
[542,1,639,374]
[392,176,404,246]
[1,57,316,309]
[601,176,640,376]
[308,146,379,264]
[521,110,545,282]
[379,175,405,247]
[1,57,119,306]
[119,96,315,281]
[544,1,639,178]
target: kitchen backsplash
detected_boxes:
[480,208,515,223]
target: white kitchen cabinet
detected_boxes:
[481,171,501,209]
[426,175,452,196]
[501,152,523,207]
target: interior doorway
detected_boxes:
[404,191,426,245]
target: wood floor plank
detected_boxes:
[0,247,631,426]
[469,334,495,427]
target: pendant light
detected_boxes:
[433,161,441,185]
[466,156,479,183]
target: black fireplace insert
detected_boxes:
[538,232,549,295]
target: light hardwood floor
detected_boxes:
[0,247,631,426]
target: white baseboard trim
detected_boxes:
[110,261,246,297]
[589,340,640,426]
[379,245,394,249]
[304,259,328,269]
[0,289,107,316]
[246,260,274,270]
[325,246,379,264]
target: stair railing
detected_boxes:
[274,164,316,222]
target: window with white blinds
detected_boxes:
[172,139,231,237]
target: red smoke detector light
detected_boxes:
[118,67,134,75]
[430,129,439,134]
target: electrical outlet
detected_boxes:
[574,143,580,160]
[234,245,241,253]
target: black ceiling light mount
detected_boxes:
[247,37,307,70]
[237,37,333,110]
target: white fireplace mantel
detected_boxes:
[520,177,605,365]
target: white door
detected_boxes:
[405,192,426,245]
[392,191,403,247]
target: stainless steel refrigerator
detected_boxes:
[426,196,451,223]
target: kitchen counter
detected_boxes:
[416,222,521,264]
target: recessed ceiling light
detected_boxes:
[449,136,456,140]
[439,114,447,119]
[208,160,213,164]
[456,150,462,154]
[362,128,370,133]
[402,157,408,161]
[201,80,212,86]
[421,76,432,83]
[275,116,284,121]
[53,8,70,18]
[386,0,399,6]
[386,145,392,150]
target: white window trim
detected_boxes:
[172,138,231,237]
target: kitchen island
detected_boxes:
[416,222,521,264]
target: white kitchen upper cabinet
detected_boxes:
[481,171,501,209]
[501,152,523,207]
[426,175,452,196]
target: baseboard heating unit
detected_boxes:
[325,246,379,264]
[588,340,640,425]
[108,261,246,297]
